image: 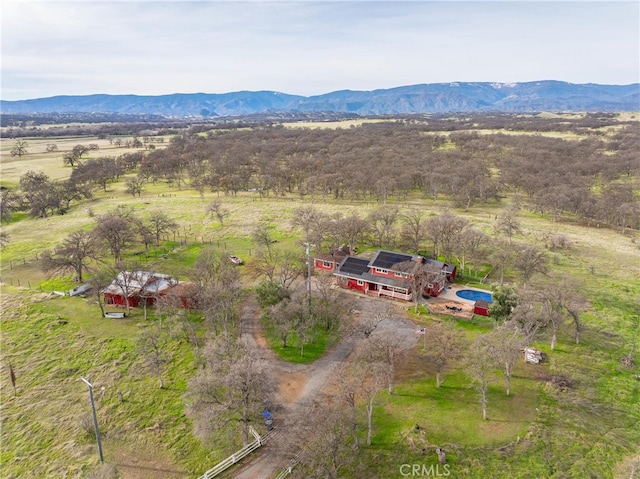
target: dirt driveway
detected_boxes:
[229,293,419,479]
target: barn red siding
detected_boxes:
[314,259,335,271]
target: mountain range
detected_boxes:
[2,81,638,117]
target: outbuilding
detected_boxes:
[474,300,490,317]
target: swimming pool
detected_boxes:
[455,289,493,303]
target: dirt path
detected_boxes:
[229,294,419,479]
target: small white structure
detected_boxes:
[524,347,544,364]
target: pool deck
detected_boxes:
[435,283,493,306]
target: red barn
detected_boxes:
[159,281,199,309]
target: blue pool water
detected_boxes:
[455,289,493,303]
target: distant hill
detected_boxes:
[2,81,638,116]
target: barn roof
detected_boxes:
[102,271,176,297]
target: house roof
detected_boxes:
[424,258,456,273]
[335,256,412,291]
[314,251,348,263]
[102,271,176,297]
[336,256,370,276]
[369,250,414,270]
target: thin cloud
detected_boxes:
[1,1,638,100]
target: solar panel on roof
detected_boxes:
[371,250,413,269]
[340,257,370,276]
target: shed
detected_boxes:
[474,300,490,316]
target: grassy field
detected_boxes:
[1,131,639,478]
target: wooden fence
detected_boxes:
[273,455,301,479]
[196,426,276,479]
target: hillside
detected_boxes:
[1,81,638,116]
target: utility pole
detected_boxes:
[303,242,315,313]
[80,377,104,463]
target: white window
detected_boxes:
[394,271,404,277]
[375,268,388,274]
[357,280,364,286]
[323,261,332,268]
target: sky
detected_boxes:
[1,1,638,101]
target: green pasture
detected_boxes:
[261,315,339,364]
[1,129,639,477]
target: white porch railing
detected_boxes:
[378,289,412,301]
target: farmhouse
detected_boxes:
[333,249,455,302]
[102,271,177,308]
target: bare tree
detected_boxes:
[137,322,171,389]
[267,290,307,348]
[464,335,496,420]
[426,212,468,260]
[312,274,354,332]
[252,223,277,260]
[399,209,428,253]
[10,139,28,157]
[93,211,135,264]
[368,207,400,248]
[186,332,276,445]
[495,205,522,244]
[89,265,118,318]
[352,303,393,339]
[357,358,389,446]
[291,400,356,478]
[367,330,406,395]
[147,211,178,245]
[111,262,144,315]
[514,243,548,289]
[189,248,241,334]
[124,175,146,197]
[422,320,465,388]
[489,239,516,286]
[0,231,10,249]
[533,276,571,351]
[277,250,304,291]
[562,281,589,345]
[291,205,321,244]
[454,227,488,278]
[40,230,99,282]
[19,170,57,218]
[486,324,527,396]
[336,213,370,253]
[207,198,230,226]
[0,189,21,222]
[63,144,89,167]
